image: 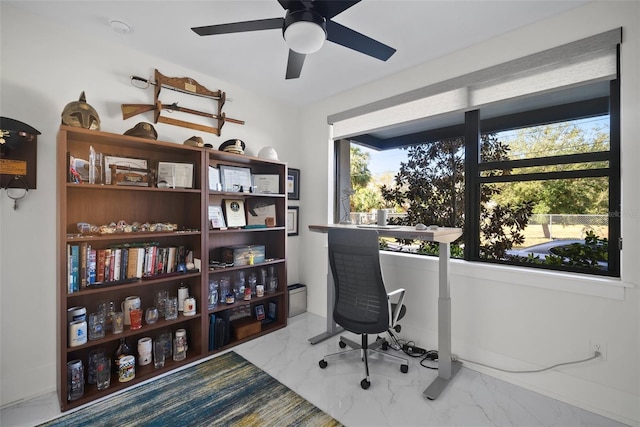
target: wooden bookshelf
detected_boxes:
[56,126,287,411]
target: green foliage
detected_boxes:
[350,146,372,190]
[507,231,608,270]
[490,121,609,215]
[381,135,531,258]
[547,231,608,269]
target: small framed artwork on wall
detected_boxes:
[287,206,299,236]
[287,168,300,200]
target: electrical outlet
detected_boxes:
[591,340,607,361]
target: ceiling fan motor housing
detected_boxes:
[283,9,327,54]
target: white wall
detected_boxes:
[298,2,639,425]
[0,4,300,407]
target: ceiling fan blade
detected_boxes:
[326,20,396,61]
[312,1,362,19]
[277,0,308,11]
[192,17,284,36]
[286,50,306,79]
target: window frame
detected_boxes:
[339,79,621,278]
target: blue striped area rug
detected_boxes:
[41,351,342,427]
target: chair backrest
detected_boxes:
[328,228,389,335]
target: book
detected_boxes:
[69,244,80,293]
[113,248,122,281]
[127,247,141,278]
[80,242,88,289]
[167,247,177,273]
[103,248,112,282]
[120,247,129,281]
[96,249,106,283]
[87,248,97,285]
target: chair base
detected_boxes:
[319,334,409,389]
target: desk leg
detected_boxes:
[309,261,343,344]
[423,242,462,400]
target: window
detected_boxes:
[341,82,620,277]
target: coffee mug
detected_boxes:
[118,355,135,382]
[121,296,141,326]
[183,297,196,316]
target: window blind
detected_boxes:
[329,28,621,140]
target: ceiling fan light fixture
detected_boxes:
[283,10,326,54]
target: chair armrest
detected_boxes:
[387,288,406,326]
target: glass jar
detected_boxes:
[208,279,219,309]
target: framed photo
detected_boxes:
[208,205,226,229]
[253,174,279,194]
[104,155,148,185]
[208,166,221,191]
[287,168,300,200]
[156,161,195,189]
[223,199,247,228]
[246,199,276,226]
[254,304,266,321]
[287,206,299,236]
[220,165,252,192]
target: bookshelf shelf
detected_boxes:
[57,126,287,411]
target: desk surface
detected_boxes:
[309,224,462,243]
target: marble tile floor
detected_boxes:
[1,312,627,427]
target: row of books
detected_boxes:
[67,242,188,293]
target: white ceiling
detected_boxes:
[8,0,588,107]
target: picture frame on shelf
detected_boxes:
[220,165,252,192]
[156,161,195,189]
[246,199,276,226]
[223,199,247,228]
[254,304,266,321]
[253,174,279,194]
[208,166,221,191]
[287,206,299,236]
[208,205,226,229]
[287,168,300,200]
[104,155,148,185]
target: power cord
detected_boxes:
[454,351,601,374]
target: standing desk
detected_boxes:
[308,223,463,400]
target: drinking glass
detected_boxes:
[165,297,178,320]
[129,308,143,330]
[67,360,84,401]
[112,311,124,334]
[155,290,168,318]
[87,348,105,384]
[154,340,166,369]
[88,312,105,340]
[145,307,159,324]
[95,357,111,391]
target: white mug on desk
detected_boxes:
[377,210,387,226]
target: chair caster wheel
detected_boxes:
[319,360,328,369]
[381,341,389,351]
[360,379,370,389]
[338,340,346,348]
[401,364,409,373]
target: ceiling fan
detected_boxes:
[191,0,396,80]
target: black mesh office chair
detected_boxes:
[319,228,409,389]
